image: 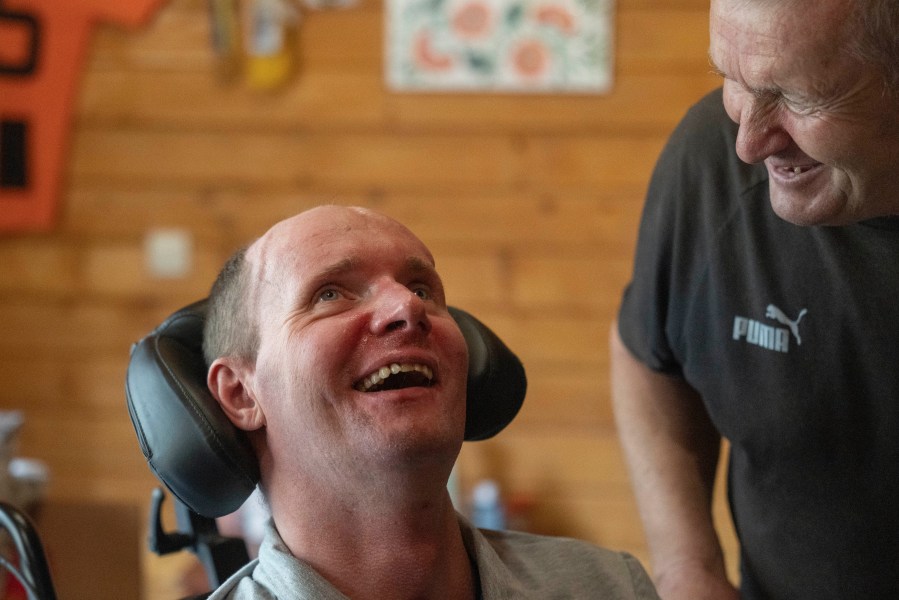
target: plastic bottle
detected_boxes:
[470,479,506,531]
[243,0,299,90]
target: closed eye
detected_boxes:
[780,93,822,116]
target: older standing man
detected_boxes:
[611,0,899,599]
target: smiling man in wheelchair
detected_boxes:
[128,205,658,600]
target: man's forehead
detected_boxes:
[314,255,437,277]
[710,0,853,83]
[711,0,851,49]
[245,207,435,295]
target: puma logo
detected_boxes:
[733,304,809,354]
[765,304,808,345]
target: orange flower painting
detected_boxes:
[510,38,550,78]
[452,1,494,39]
[386,0,613,92]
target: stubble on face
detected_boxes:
[244,206,469,488]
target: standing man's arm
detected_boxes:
[610,324,739,600]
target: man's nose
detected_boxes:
[369,282,431,335]
[724,83,792,164]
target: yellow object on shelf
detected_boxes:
[243,0,300,91]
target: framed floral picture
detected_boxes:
[385,0,613,93]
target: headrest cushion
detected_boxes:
[126,300,525,517]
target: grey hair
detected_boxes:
[203,245,260,367]
[847,0,899,95]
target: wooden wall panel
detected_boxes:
[0,0,740,593]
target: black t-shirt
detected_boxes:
[618,88,899,599]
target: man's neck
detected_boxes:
[267,471,477,600]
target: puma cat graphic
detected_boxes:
[765,304,808,345]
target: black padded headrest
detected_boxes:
[126,300,526,518]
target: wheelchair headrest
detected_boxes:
[126,299,526,518]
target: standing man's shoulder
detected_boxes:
[645,87,768,232]
[674,88,732,148]
[663,88,760,185]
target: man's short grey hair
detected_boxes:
[203,245,259,367]
[848,0,899,95]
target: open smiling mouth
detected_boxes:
[774,162,820,177]
[355,363,434,392]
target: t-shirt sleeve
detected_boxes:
[617,88,735,377]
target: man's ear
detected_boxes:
[207,357,266,432]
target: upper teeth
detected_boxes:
[356,363,433,391]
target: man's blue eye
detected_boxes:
[413,287,430,300]
[319,289,340,301]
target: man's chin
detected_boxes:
[768,184,852,227]
[370,416,463,459]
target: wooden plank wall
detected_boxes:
[1,0,738,588]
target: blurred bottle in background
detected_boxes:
[470,479,505,531]
[243,0,300,91]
